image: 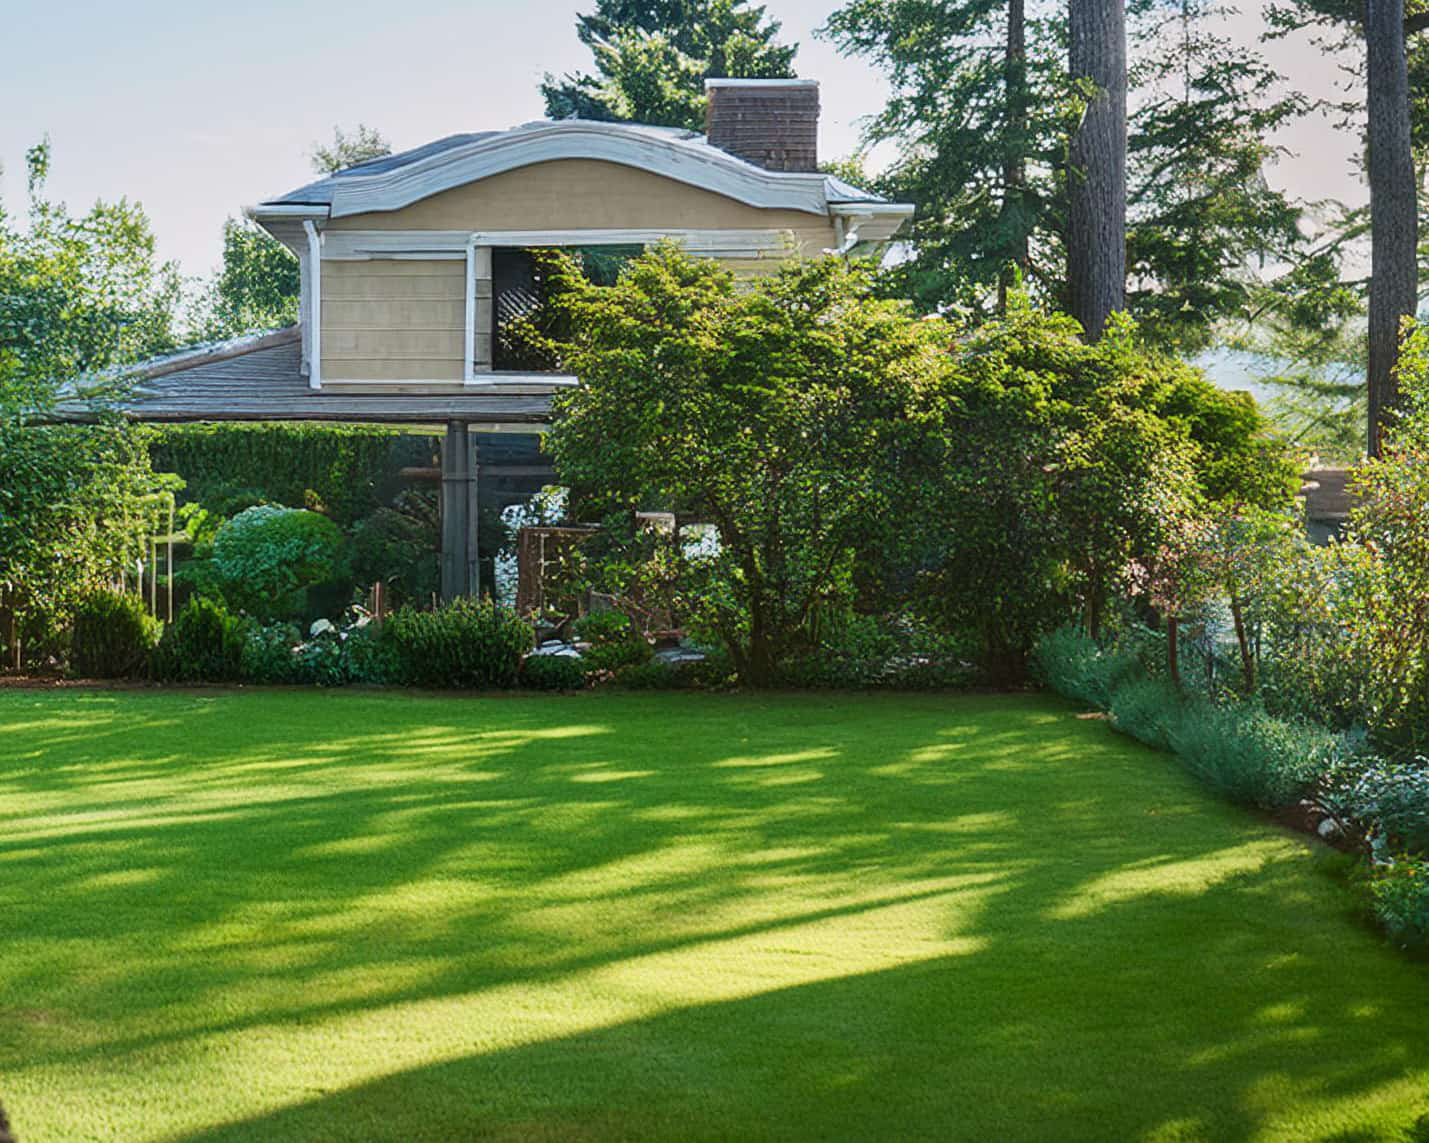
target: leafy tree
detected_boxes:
[309,124,391,174]
[542,0,798,130]
[916,302,1293,677]
[0,423,177,669]
[189,218,300,340]
[0,141,181,421]
[549,246,950,685]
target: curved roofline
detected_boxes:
[258,120,835,220]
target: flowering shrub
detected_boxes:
[1368,858,1429,950]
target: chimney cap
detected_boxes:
[704,78,818,89]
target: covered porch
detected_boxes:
[52,326,565,602]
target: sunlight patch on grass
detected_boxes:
[712,748,839,769]
[1047,839,1294,920]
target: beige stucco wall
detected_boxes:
[326,159,839,255]
[321,259,465,381]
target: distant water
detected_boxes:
[1196,348,1296,406]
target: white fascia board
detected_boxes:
[321,122,829,219]
[322,228,793,261]
[327,375,579,393]
[250,203,331,220]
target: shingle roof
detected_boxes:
[48,328,562,426]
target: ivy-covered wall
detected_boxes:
[148,423,429,526]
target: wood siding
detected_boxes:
[326,159,838,256]
[321,259,466,381]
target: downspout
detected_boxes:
[303,220,323,390]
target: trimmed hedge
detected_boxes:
[148,423,416,526]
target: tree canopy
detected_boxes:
[0,141,180,422]
[542,0,798,129]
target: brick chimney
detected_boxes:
[704,79,819,173]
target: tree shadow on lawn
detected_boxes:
[0,690,1426,1142]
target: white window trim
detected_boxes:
[464,237,477,384]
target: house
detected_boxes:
[65,80,913,599]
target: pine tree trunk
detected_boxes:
[1067,0,1128,341]
[1365,0,1418,456]
[1230,595,1254,694]
[998,0,1030,312]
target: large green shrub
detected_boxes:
[211,506,347,619]
[384,598,532,689]
[151,597,247,683]
[549,248,950,686]
[69,589,161,678]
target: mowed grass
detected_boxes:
[0,689,1426,1143]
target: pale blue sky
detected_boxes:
[1,0,1364,277]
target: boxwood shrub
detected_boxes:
[151,597,248,683]
[384,598,532,689]
[521,652,587,692]
[70,589,161,678]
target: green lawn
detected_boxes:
[0,689,1426,1143]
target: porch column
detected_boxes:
[440,422,480,602]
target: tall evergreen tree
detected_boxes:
[1067,0,1127,340]
[1127,1,1308,352]
[1365,0,1418,454]
[823,0,1071,313]
[542,1,798,131]
[824,0,1310,348]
